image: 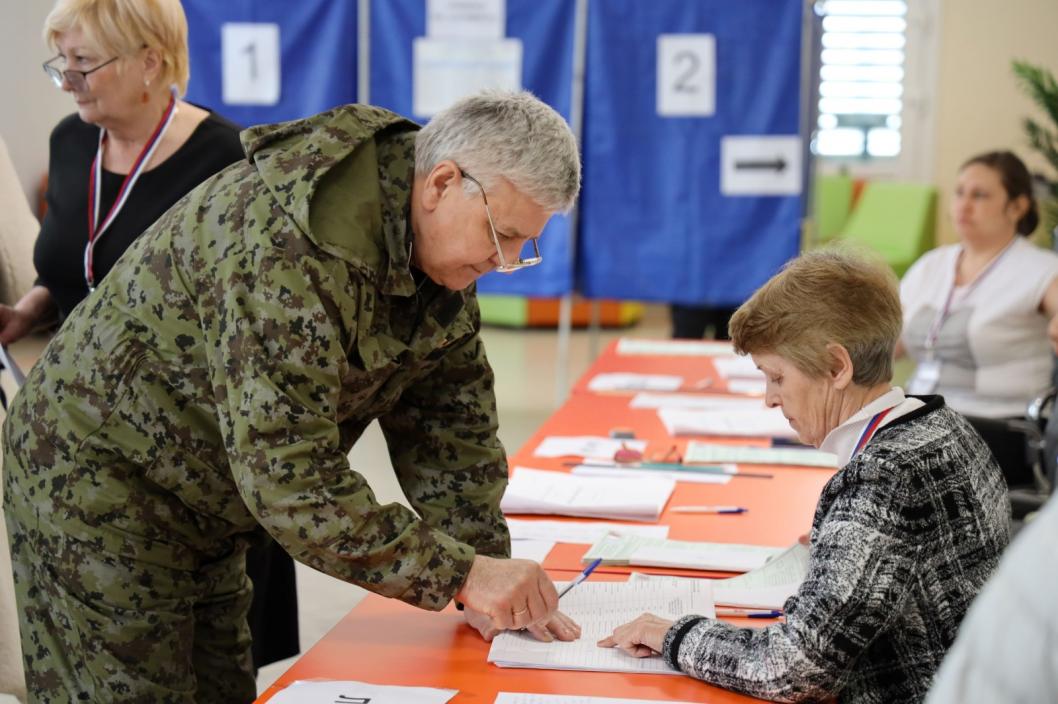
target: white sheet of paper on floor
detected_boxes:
[630,392,766,411]
[506,518,669,544]
[509,539,555,563]
[657,407,796,438]
[488,579,714,674]
[584,533,783,572]
[267,680,457,704]
[587,373,683,392]
[533,436,647,459]
[711,355,763,379]
[570,464,732,486]
[501,467,674,522]
[684,442,838,468]
[616,338,735,357]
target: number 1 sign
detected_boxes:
[222,22,281,106]
[656,33,715,117]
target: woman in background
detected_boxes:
[0,0,298,678]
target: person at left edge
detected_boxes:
[3,89,582,703]
[0,0,300,674]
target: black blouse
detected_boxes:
[34,110,245,318]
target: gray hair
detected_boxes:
[415,90,581,213]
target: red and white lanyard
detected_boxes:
[852,407,893,457]
[922,239,1017,356]
[85,88,178,290]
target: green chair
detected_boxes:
[839,182,937,277]
[812,173,854,244]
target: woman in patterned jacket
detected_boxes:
[599,250,1011,703]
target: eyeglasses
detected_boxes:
[459,170,542,273]
[43,54,119,91]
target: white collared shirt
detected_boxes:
[819,387,926,468]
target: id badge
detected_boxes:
[907,359,941,395]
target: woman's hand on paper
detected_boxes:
[463,606,581,643]
[597,613,674,657]
[456,555,559,631]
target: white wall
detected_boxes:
[0,0,73,211]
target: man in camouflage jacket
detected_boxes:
[3,92,581,702]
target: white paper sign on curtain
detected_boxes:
[221,23,281,106]
[427,0,506,39]
[413,38,522,118]
[656,34,716,117]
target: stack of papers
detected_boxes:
[501,468,675,522]
[570,463,733,486]
[685,441,838,468]
[506,518,669,543]
[488,579,714,674]
[616,338,734,357]
[533,436,647,459]
[629,392,766,411]
[630,542,810,610]
[269,681,457,704]
[657,407,797,438]
[583,533,783,572]
[712,355,763,379]
[587,373,683,392]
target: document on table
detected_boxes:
[587,373,683,392]
[501,467,675,522]
[616,337,734,357]
[488,580,714,674]
[630,392,766,411]
[711,355,763,379]
[726,378,766,395]
[584,533,784,572]
[657,407,797,438]
[570,463,733,486]
[496,694,701,704]
[685,441,838,468]
[510,539,555,563]
[629,542,810,610]
[268,680,457,704]
[533,436,648,459]
[506,518,669,543]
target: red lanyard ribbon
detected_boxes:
[852,407,893,458]
[85,88,178,289]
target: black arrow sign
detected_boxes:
[735,157,787,172]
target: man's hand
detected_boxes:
[456,555,559,631]
[463,606,581,643]
[597,613,674,658]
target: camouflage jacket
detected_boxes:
[3,104,511,610]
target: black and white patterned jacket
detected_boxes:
[662,396,1011,703]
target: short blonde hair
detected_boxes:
[43,0,190,95]
[729,249,902,386]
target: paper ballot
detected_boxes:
[506,518,669,544]
[584,533,783,572]
[488,580,714,674]
[533,436,647,459]
[501,468,674,522]
[711,355,763,379]
[685,441,838,468]
[587,373,683,392]
[570,464,732,486]
[510,539,555,563]
[657,407,797,438]
[268,680,457,704]
[630,392,766,411]
[630,542,810,610]
[497,694,701,704]
[616,338,734,357]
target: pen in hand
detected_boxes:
[558,558,603,599]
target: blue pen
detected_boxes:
[559,558,603,599]
[716,608,783,618]
[669,505,748,515]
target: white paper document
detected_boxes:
[533,436,647,459]
[501,468,674,522]
[585,533,783,572]
[506,518,669,544]
[711,355,763,379]
[587,373,683,392]
[413,38,522,117]
[726,378,767,396]
[657,407,796,438]
[630,392,765,411]
[0,344,26,388]
[570,464,732,486]
[616,338,734,357]
[268,680,457,704]
[685,442,838,468]
[426,0,505,39]
[629,542,809,610]
[510,539,555,563]
[497,693,701,704]
[488,580,714,674]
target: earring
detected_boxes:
[141,78,150,104]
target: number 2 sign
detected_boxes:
[656,34,715,117]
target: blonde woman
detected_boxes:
[600,251,1011,703]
